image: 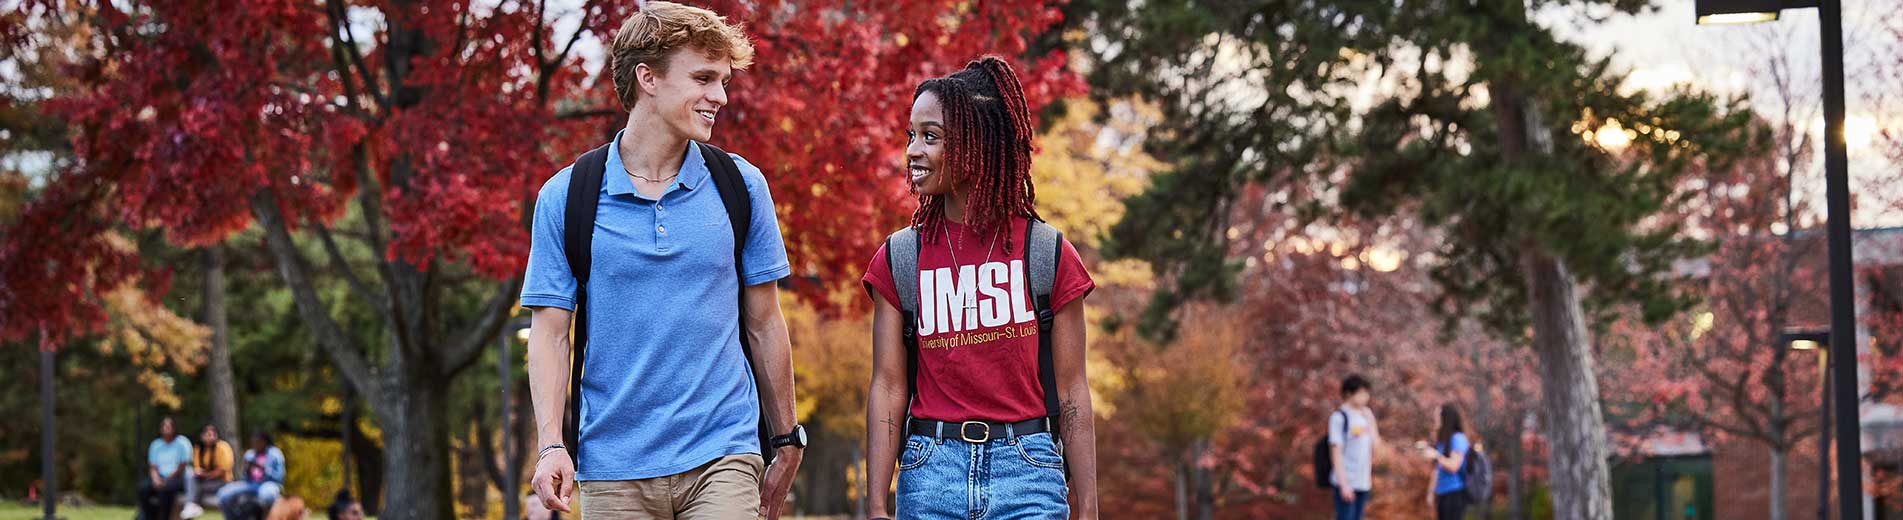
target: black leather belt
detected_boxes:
[908,417,1053,443]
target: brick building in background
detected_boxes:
[1620,228,1903,520]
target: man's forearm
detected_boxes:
[747,317,797,435]
[526,310,574,447]
[743,285,797,436]
[1331,446,1350,485]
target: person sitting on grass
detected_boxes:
[216,431,287,512]
[327,490,365,520]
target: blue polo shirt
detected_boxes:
[520,131,791,481]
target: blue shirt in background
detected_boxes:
[147,436,193,478]
[520,132,791,481]
[239,447,287,483]
[1435,432,1471,494]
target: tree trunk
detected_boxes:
[1508,411,1526,520]
[374,369,456,520]
[795,422,855,514]
[1174,459,1189,520]
[457,420,490,518]
[203,245,240,443]
[1770,447,1788,520]
[855,448,868,520]
[1521,251,1613,520]
[1191,440,1215,520]
[349,409,386,514]
[1471,342,1497,519]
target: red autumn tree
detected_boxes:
[1095,180,1542,519]
[0,0,1077,517]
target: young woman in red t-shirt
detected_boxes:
[862,56,1099,520]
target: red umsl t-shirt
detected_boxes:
[862,217,1095,423]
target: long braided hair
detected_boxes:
[911,56,1040,254]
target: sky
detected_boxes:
[1544,0,1902,226]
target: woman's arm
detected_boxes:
[268,449,287,483]
[1431,436,1466,472]
[1052,301,1099,519]
[865,295,910,518]
[1436,450,1466,472]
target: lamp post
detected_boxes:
[1781,329,1832,520]
[1697,1,1862,518]
[502,318,533,520]
[40,346,56,520]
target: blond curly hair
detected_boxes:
[610,1,755,109]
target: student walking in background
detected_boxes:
[1328,375,1378,520]
[1420,403,1473,520]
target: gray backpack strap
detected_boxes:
[884,227,922,422]
[888,227,921,315]
[1026,220,1061,302]
[1023,219,1064,431]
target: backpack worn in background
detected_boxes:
[1311,409,1347,489]
[1439,435,1494,504]
[883,219,1065,453]
[1463,443,1493,503]
[560,141,776,466]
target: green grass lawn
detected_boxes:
[0,502,346,520]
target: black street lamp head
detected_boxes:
[1777,329,1831,350]
[1694,0,1819,24]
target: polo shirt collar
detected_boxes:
[601,130,710,197]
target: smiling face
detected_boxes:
[638,48,732,143]
[906,91,951,196]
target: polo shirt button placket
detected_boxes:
[655,202,670,252]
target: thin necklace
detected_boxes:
[942,221,997,317]
[628,170,678,183]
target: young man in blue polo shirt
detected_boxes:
[520,3,802,518]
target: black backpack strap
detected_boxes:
[699,142,752,255]
[697,141,773,465]
[560,143,612,467]
[696,140,768,460]
[1024,219,1063,429]
[885,227,922,424]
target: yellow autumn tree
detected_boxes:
[1031,99,1166,288]
[1103,303,1247,520]
[87,233,211,408]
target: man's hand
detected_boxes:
[761,447,802,519]
[531,451,576,513]
[1338,485,1355,503]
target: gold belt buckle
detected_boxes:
[959,421,991,443]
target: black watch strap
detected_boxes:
[769,424,806,449]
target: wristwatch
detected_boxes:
[770,424,808,449]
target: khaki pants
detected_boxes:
[579,454,764,519]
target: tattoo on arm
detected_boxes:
[1060,400,1082,431]
[882,416,900,436]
